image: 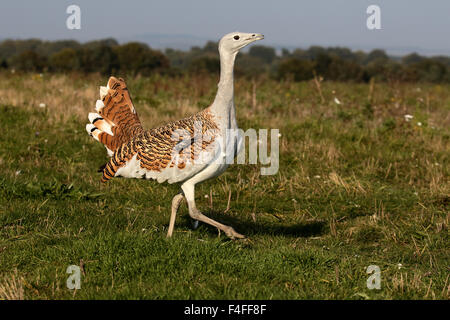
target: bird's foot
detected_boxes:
[224,226,246,240]
[191,219,199,230]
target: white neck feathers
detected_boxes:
[211,50,237,126]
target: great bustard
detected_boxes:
[86,32,264,239]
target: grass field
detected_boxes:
[0,72,448,299]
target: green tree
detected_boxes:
[248,45,276,64]
[49,48,80,72]
[188,56,220,74]
[364,49,389,64]
[0,59,7,69]
[235,55,266,77]
[10,50,47,72]
[328,57,364,81]
[79,46,119,74]
[114,42,169,76]
[402,52,423,65]
[409,59,448,83]
[278,58,314,81]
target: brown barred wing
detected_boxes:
[101,138,138,183]
[138,110,219,172]
[100,109,219,183]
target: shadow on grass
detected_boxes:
[179,212,327,239]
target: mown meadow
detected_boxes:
[0,72,448,299]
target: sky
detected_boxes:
[1,0,449,55]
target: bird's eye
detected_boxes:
[233,35,240,40]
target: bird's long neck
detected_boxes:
[211,50,237,128]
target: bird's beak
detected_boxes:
[250,33,264,42]
[254,34,264,41]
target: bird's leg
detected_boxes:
[189,206,244,239]
[167,192,184,238]
[181,183,245,240]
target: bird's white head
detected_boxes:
[218,32,264,55]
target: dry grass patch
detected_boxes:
[0,269,24,300]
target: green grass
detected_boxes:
[0,73,448,299]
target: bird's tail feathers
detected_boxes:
[86,76,143,156]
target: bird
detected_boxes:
[86,32,264,239]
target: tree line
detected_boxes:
[1,38,450,83]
